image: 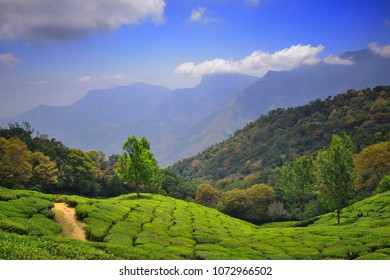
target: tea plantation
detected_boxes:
[0,186,389,260]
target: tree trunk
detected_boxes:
[337,209,341,224]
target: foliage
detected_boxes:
[217,183,276,223]
[275,156,316,220]
[0,137,32,188]
[161,168,195,200]
[315,134,356,224]
[115,136,161,196]
[377,176,390,194]
[354,141,390,196]
[195,184,220,208]
[172,86,390,185]
[1,186,390,260]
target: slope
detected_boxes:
[0,186,389,260]
[172,86,390,184]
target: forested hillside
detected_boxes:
[172,86,390,185]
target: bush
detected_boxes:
[377,176,390,194]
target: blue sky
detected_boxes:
[0,0,389,118]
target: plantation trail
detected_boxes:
[53,203,87,241]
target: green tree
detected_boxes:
[276,156,316,221]
[195,184,220,208]
[62,148,100,196]
[115,136,160,196]
[0,137,32,188]
[315,134,356,224]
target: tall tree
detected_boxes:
[315,134,355,224]
[276,156,316,221]
[115,136,160,196]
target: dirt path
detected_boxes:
[53,202,87,241]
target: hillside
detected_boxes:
[2,48,390,166]
[0,186,389,260]
[172,86,390,184]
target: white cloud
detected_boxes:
[78,76,95,82]
[0,53,20,67]
[369,42,390,57]
[175,44,325,77]
[187,7,218,23]
[78,73,137,84]
[0,0,166,41]
[323,55,354,65]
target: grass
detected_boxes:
[0,186,389,260]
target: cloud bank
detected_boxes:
[0,0,166,41]
[175,44,335,77]
[369,42,390,57]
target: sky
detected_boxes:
[0,0,390,118]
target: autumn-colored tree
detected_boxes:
[0,137,32,188]
[195,184,220,208]
[315,134,355,224]
[217,183,276,223]
[217,189,249,218]
[354,141,390,196]
[29,151,59,188]
[244,184,276,223]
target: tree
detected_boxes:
[244,184,276,223]
[0,137,32,188]
[62,148,100,196]
[29,151,59,190]
[276,156,316,221]
[195,184,220,208]
[354,141,390,196]
[115,136,160,196]
[315,134,355,224]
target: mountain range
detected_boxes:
[2,48,390,166]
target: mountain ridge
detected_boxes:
[2,48,390,166]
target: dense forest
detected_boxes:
[172,86,390,186]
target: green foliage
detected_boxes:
[315,134,356,224]
[116,135,161,196]
[275,156,316,221]
[1,186,390,260]
[172,86,390,185]
[377,176,390,194]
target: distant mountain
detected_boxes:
[2,83,173,154]
[2,48,390,166]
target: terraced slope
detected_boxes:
[0,186,389,260]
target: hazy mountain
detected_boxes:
[2,48,390,166]
[2,83,173,154]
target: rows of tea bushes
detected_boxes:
[0,186,389,260]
